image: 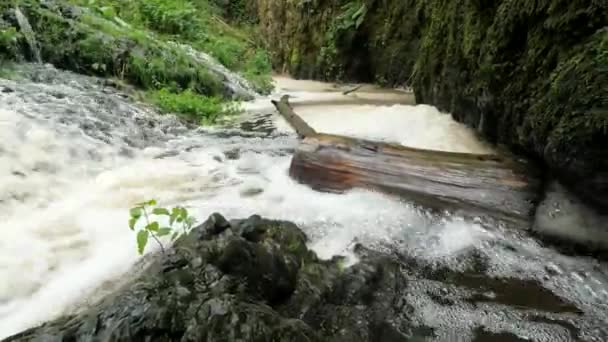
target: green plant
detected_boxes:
[0,26,21,61]
[0,60,17,79]
[138,0,198,36]
[336,2,367,31]
[150,88,240,124]
[243,48,273,93]
[128,199,197,255]
[3,0,273,126]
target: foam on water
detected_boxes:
[0,71,605,339]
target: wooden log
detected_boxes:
[288,133,542,227]
[271,96,542,227]
[271,95,316,138]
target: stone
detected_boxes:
[3,214,416,341]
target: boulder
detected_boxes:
[3,214,419,341]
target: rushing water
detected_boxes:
[0,64,607,341]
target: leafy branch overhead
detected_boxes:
[337,2,367,31]
[128,199,197,255]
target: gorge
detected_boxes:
[0,0,607,341]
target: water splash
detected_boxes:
[170,42,259,100]
[14,7,41,63]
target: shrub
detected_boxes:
[0,26,20,60]
[138,0,198,36]
[128,199,197,255]
[243,48,273,94]
[151,88,238,124]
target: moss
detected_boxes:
[256,0,607,209]
[0,26,21,61]
[0,60,18,78]
[149,88,239,124]
[2,0,275,100]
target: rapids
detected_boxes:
[0,64,607,341]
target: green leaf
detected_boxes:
[180,207,188,219]
[128,217,137,231]
[146,222,160,232]
[171,231,180,241]
[130,207,142,219]
[152,207,170,216]
[170,207,181,225]
[157,227,172,237]
[137,230,149,255]
[147,199,157,206]
[185,216,197,229]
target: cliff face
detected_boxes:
[255,0,608,211]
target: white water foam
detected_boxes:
[0,76,503,338]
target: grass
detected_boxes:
[0,60,18,79]
[1,0,273,125]
[149,88,240,125]
[0,24,21,63]
[68,0,273,93]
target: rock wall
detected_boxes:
[254,0,608,211]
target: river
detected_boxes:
[0,64,607,341]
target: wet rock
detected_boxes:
[239,186,264,197]
[3,214,414,341]
[216,236,298,303]
[198,212,231,236]
[223,148,240,160]
[256,0,608,213]
[11,171,26,178]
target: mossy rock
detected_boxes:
[5,213,418,341]
[15,1,227,97]
[0,0,265,100]
[255,0,608,211]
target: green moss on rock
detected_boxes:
[255,0,608,211]
[5,213,418,341]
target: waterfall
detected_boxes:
[170,42,259,100]
[14,7,42,63]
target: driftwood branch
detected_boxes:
[342,85,363,95]
[271,95,317,138]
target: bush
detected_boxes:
[201,36,245,70]
[151,88,236,124]
[138,0,198,36]
[2,0,274,125]
[127,48,224,95]
[0,26,21,60]
[243,48,273,93]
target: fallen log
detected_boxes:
[271,95,316,138]
[272,97,542,227]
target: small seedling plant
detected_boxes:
[128,199,197,255]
